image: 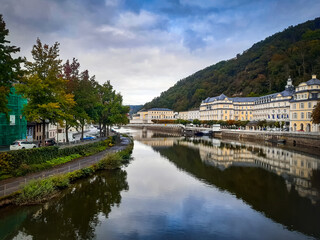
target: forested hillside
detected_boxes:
[144,17,320,111]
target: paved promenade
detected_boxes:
[0,136,130,198]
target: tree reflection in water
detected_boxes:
[4,170,128,240]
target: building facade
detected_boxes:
[178,109,200,121]
[290,75,320,132]
[253,77,294,125]
[130,108,175,123]
[199,94,257,121]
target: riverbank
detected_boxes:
[213,130,320,155]
[0,136,132,206]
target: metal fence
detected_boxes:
[0,147,123,198]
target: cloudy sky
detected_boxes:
[2,0,320,105]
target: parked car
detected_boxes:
[82,136,96,140]
[10,140,37,150]
[44,139,57,146]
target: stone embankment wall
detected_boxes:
[214,130,320,149]
[128,124,183,134]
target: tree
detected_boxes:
[16,39,75,145]
[73,70,98,139]
[96,82,129,137]
[62,58,81,142]
[0,14,24,116]
[311,101,320,124]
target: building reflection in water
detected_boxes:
[139,136,320,204]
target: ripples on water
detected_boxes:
[0,128,319,240]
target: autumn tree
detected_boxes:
[62,58,81,142]
[16,39,74,145]
[311,101,320,124]
[0,14,24,116]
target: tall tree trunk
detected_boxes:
[81,125,84,140]
[99,121,102,138]
[65,122,69,143]
[42,119,46,146]
[103,123,106,137]
[107,125,110,136]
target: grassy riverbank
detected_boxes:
[11,139,133,205]
[0,137,117,180]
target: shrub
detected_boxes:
[16,178,56,205]
[51,175,70,189]
[0,152,14,173]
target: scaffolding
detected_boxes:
[0,88,27,146]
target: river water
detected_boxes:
[0,128,320,240]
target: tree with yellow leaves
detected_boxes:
[16,39,75,145]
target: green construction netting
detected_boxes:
[0,88,27,146]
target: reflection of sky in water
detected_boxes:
[95,141,311,240]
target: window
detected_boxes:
[307,112,311,119]
[300,103,304,109]
[293,113,297,119]
[293,104,296,110]
[308,102,312,108]
[301,112,304,119]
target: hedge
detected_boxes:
[0,136,116,177]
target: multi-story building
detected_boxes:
[253,77,294,125]
[290,75,320,132]
[178,109,200,121]
[147,108,175,122]
[199,94,257,121]
[130,108,175,123]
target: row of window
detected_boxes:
[292,112,312,119]
[292,102,315,109]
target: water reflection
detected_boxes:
[143,137,320,238]
[0,170,128,240]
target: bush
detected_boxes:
[51,175,70,189]
[16,178,56,205]
[0,137,115,178]
[13,139,133,205]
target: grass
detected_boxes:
[1,138,116,180]
[14,140,133,205]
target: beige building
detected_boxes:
[131,109,149,124]
[253,77,294,125]
[130,108,175,123]
[178,109,200,121]
[290,75,320,132]
[199,94,257,121]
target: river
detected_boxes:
[0,128,319,240]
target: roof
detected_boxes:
[306,77,320,85]
[279,88,294,97]
[148,108,173,111]
[231,97,258,102]
[203,94,258,103]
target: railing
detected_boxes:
[0,147,122,197]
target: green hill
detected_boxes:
[144,17,320,112]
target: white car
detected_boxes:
[10,140,37,150]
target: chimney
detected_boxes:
[312,74,317,79]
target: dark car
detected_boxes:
[45,139,57,146]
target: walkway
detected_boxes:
[0,136,130,198]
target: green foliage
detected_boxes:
[144,17,320,111]
[0,14,24,116]
[192,119,201,125]
[0,138,114,178]
[312,101,320,124]
[14,139,133,205]
[16,178,56,205]
[51,174,70,189]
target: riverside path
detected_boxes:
[0,136,131,198]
